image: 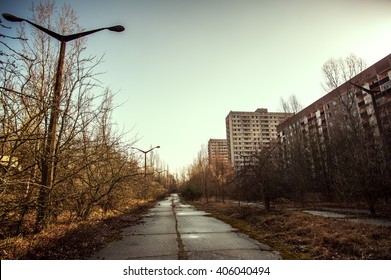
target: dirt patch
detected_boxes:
[191,200,391,260]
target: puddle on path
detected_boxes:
[303,210,391,227]
[303,210,350,219]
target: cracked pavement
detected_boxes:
[89,194,281,260]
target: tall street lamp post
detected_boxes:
[2,13,124,229]
[131,146,160,177]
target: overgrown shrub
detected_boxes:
[181,184,202,201]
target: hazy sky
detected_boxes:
[2,0,391,174]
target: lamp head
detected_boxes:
[2,13,24,22]
[108,25,125,32]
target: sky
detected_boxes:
[1,0,391,175]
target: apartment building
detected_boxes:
[226,108,292,169]
[207,139,230,167]
[277,53,391,154]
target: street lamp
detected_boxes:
[131,146,160,177]
[2,12,124,228]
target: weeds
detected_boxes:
[0,201,154,259]
[192,200,391,260]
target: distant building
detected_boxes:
[277,53,391,158]
[208,139,229,167]
[225,108,292,169]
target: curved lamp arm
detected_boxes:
[2,13,125,42]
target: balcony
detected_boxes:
[370,76,390,91]
[369,81,380,90]
[380,80,391,92]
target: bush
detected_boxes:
[181,185,202,201]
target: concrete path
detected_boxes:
[89,194,281,260]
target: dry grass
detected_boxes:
[0,201,154,259]
[191,200,391,260]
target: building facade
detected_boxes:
[277,53,391,160]
[208,139,229,167]
[225,108,292,169]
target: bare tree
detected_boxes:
[1,14,43,234]
[209,159,231,203]
[0,1,143,234]
[198,146,211,202]
[319,54,391,214]
[321,53,366,92]
[279,94,302,114]
[183,146,211,202]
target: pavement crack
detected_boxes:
[171,198,188,260]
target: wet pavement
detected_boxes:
[303,210,351,219]
[89,194,281,260]
[303,209,391,227]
